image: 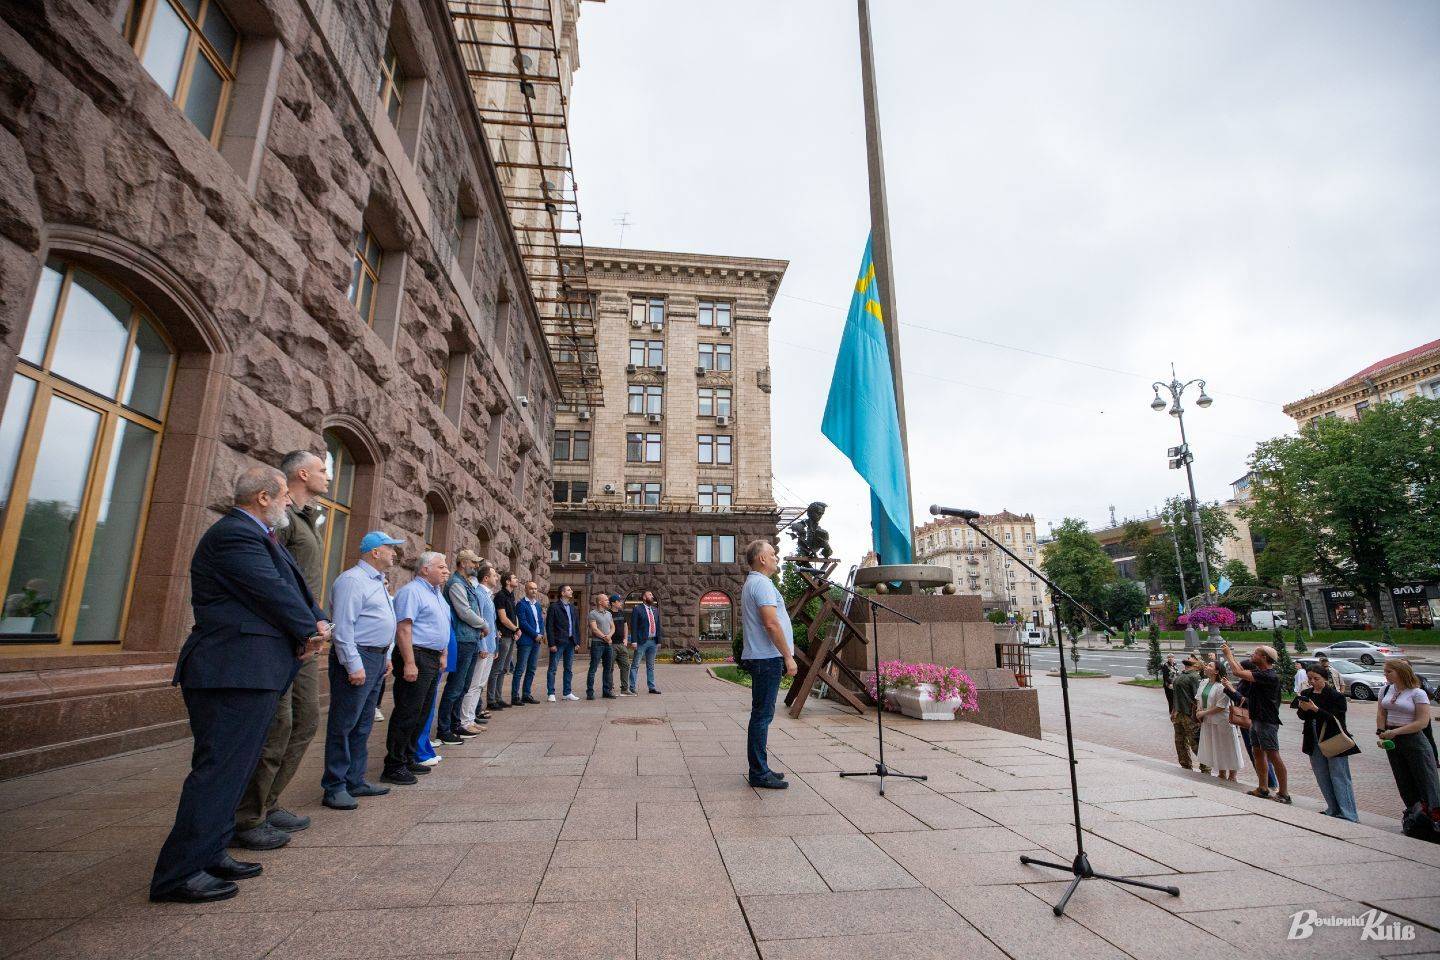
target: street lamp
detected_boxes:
[1150,366,1216,636]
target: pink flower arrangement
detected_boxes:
[868,660,980,713]
[1176,605,1237,629]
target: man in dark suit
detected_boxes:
[628,589,664,694]
[545,584,579,701]
[149,466,330,904]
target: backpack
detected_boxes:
[1402,806,1440,844]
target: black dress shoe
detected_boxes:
[208,852,263,881]
[150,870,239,904]
[603,693,617,699]
[749,773,789,790]
[407,761,432,775]
[381,767,418,785]
[522,696,541,704]
[649,688,662,694]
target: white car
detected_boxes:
[1020,629,1047,647]
[1310,639,1404,666]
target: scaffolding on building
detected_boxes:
[450,0,603,409]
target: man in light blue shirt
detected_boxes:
[739,539,797,790]
[321,531,404,809]
[459,563,499,728]
[383,552,451,785]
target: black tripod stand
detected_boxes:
[797,568,927,796]
[955,511,1181,917]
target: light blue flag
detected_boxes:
[821,236,913,564]
[1216,574,1232,595]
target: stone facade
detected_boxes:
[915,511,1051,627]
[548,245,787,646]
[0,0,559,775]
[1283,337,1440,425]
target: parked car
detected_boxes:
[1300,657,1437,701]
[1310,639,1404,666]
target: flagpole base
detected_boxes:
[853,565,953,596]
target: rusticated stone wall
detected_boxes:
[0,0,558,775]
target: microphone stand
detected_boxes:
[961,516,1180,917]
[796,567,926,796]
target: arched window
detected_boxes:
[0,260,176,646]
[423,492,450,553]
[315,430,356,600]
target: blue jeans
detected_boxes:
[587,641,613,696]
[437,642,479,735]
[322,646,388,793]
[547,642,575,695]
[512,635,541,700]
[1309,749,1358,821]
[743,657,784,780]
[630,640,659,691]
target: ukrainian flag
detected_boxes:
[821,236,913,564]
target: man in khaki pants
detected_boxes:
[233,449,330,849]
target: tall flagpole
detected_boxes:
[857,0,914,545]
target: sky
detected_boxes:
[566,0,1440,563]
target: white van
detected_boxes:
[1250,610,1288,630]
[1021,628,1047,647]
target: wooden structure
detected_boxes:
[782,560,874,718]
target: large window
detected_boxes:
[553,480,589,504]
[626,432,661,463]
[348,229,383,327]
[698,434,732,465]
[698,342,732,372]
[697,300,732,330]
[315,431,357,599]
[630,297,665,328]
[622,533,663,563]
[629,339,664,368]
[698,484,732,509]
[697,388,731,418]
[553,430,590,462]
[625,482,661,506]
[628,385,663,415]
[0,261,176,646]
[377,42,406,125]
[128,0,240,144]
[695,534,737,564]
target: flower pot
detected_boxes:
[888,682,963,720]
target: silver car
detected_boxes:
[1316,658,1437,701]
[1310,638,1405,666]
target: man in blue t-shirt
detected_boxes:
[739,539,797,789]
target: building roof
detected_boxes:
[1321,338,1440,395]
[915,511,1035,538]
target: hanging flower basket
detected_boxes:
[868,660,980,720]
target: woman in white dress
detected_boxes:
[1196,660,1247,781]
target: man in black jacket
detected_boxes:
[149,466,329,904]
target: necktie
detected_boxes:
[268,528,278,544]
[646,605,655,635]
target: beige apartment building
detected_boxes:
[915,512,1051,627]
[1283,337,1440,426]
[547,246,787,645]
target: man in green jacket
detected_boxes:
[1170,656,1209,773]
[233,449,331,849]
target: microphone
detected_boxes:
[929,505,981,520]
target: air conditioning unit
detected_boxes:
[626,363,637,374]
[629,318,643,328]
[603,483,615,494]
[656,365,666,376]
[716,415,730,427]
[578,410,591,422]
[720,326,732,336]
[695,365,706,376]
[569,552,584,562]
[649,321,663,332]
[647,413,662,424]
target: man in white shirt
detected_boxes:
[739,539,797,789]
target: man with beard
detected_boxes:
[150,466,329,903]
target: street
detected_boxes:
[1027,648,1439,821]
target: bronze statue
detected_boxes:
[788,501,833,560]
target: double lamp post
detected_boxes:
[1151,368,1217,647]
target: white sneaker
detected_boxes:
[428,739,441,748]
[548,694,557,702]
[374,708,384,722]
[421,756,441,767]
[563,693,580,701]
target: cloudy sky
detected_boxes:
[567,0,1440,563]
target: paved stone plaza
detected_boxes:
[2,665,1439,959]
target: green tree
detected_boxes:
[1147,623,1163,677]
[1273,628,1296,693]
[1292,628,1307,654]
[1214,558,1262,619]
[1122,498,1237,605]
[985,609,1007,625]
[1243,397,1440,639]
[1040,518,1116,635]
[1100,580,1149,629]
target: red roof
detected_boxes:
[1331,338,1440,391]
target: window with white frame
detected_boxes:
[697,300,732,329]
[629,339,664,367]
[697,387,731,417]
[698,342,732,371]
[627,384,663,415]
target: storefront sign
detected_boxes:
[699,591,731,607]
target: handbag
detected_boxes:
[1317,712,1356,758]
[1228,703,1251,730]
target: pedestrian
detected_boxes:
[415,618,456,767]
[1195,660,1247,782]
[611,594,634,696]
[629,589,664,695]
[739,539,796,789]
[381,552,451,785]
[1220,660,1279,792]
[586,592,616,699]
[320,530,404,811]
[1292,665,1360,822]
[232,450,331,850]
[545,584,580,701]
[1377,659,1440,818]
[512,581,545,705]
[458,563,499,731]
[1160,654,1178,712]
[1315,653,1341,690]
[437,549,486,743]
[488,572,520,708]
[1169,656,1206,772]
[149,466,329,903]
[1223,642,1290,803]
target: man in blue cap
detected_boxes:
[320,530,405,810]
